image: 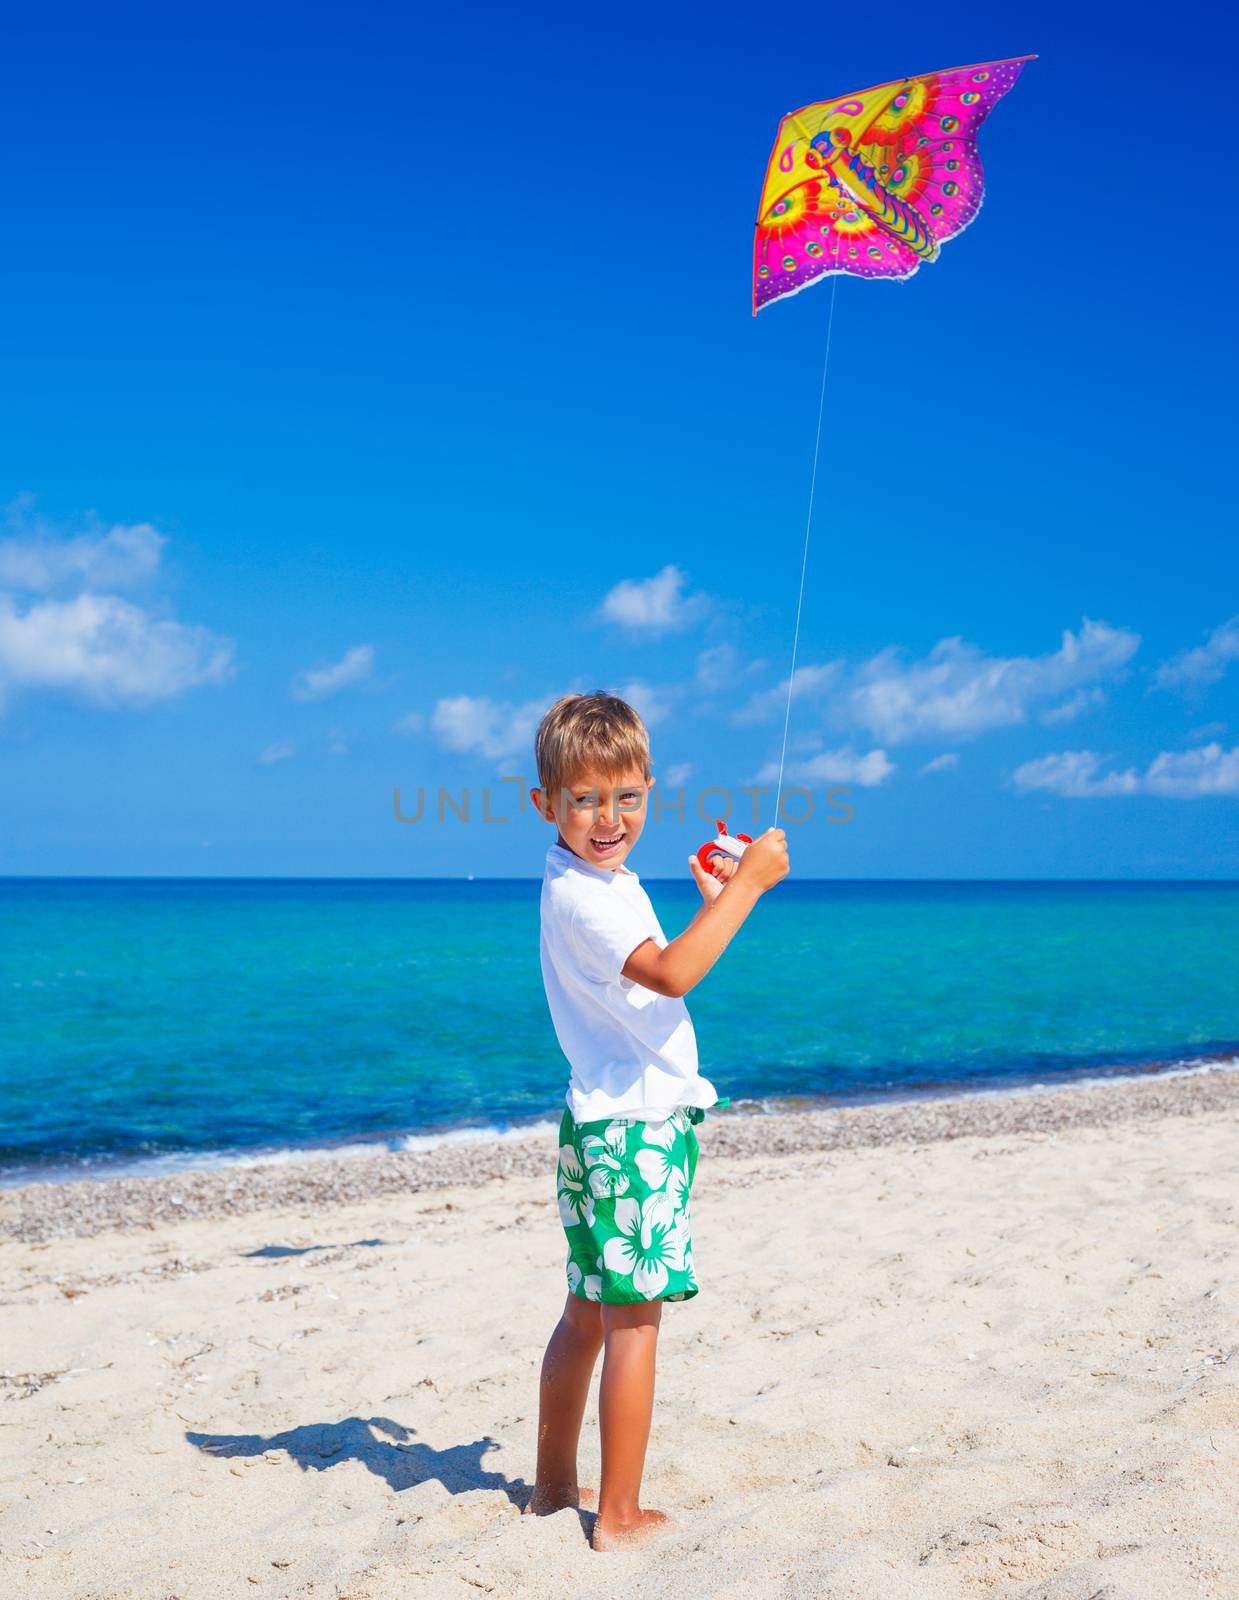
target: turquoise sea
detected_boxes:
[2,877,1237,1186]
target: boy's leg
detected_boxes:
[526,1291,603,1514]
[592,1299,669,1551]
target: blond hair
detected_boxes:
[534,692,651,799]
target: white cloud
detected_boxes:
[1188,721,1227,741]
[0,494,165,591]
[0,592,233,708]
[694,644,736,693]
[756,745,894,788]
[735,620,1138,746]
[0,495,233,716]
[430,694,546,762]
[1040,687,1108,725]
[692,644,765,694]
[734,661,843,725]
[291,643,374,702]
[1012,750,1136,798]
[919,752,959,775]
[1142,744,1239,796]
[259,740,297,765]
[1155,616,1239,693]
[1013,742,1239,799]
[662,762,693,788]
[598,565,710,634]
[393,709,425,737]
[619,679,670,727]
[843,619,1138,744]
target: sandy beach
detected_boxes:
[3,1070,1237,1599]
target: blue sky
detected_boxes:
[0,0,1234,879]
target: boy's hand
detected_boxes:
[640,828,788,998]
[687,853,732,903]
[709,855,739,886]
[732,827,789,894]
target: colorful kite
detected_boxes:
[753,55,1034,313]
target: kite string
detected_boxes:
[772,271,840,825]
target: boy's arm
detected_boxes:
[621,829,788,999]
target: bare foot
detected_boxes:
[523,1484,597,1515]
[590,1508,672,1551]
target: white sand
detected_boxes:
[2,1094,1237,1598]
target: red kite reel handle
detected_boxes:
[696,818,753,872]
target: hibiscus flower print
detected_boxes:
[586,1153,629,1199]
[633,1143,688,1211]
[639,1119,676,1151]
[582,1120,632,1198]
[566,1259,603,1301]
[557,1102,701,1303]
[601,1193,685,1298]
[581,1120,629,1165]
[556,1145,595,1228]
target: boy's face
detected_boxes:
[532,766,654,872]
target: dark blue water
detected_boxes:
[2,878,1237,1184]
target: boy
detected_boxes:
[526,690,788,1550]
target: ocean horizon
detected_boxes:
[6,875,1238,882]
[4,875,1238,1188]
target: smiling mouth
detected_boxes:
[590,834,624,851]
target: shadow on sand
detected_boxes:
[186,1416,529,1504]
[240,1238,388,1259]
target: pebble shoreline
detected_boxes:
[3,1067,1237,1245]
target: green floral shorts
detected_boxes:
[557,1106,701,1304]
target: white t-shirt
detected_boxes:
[539,842,719,1123]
